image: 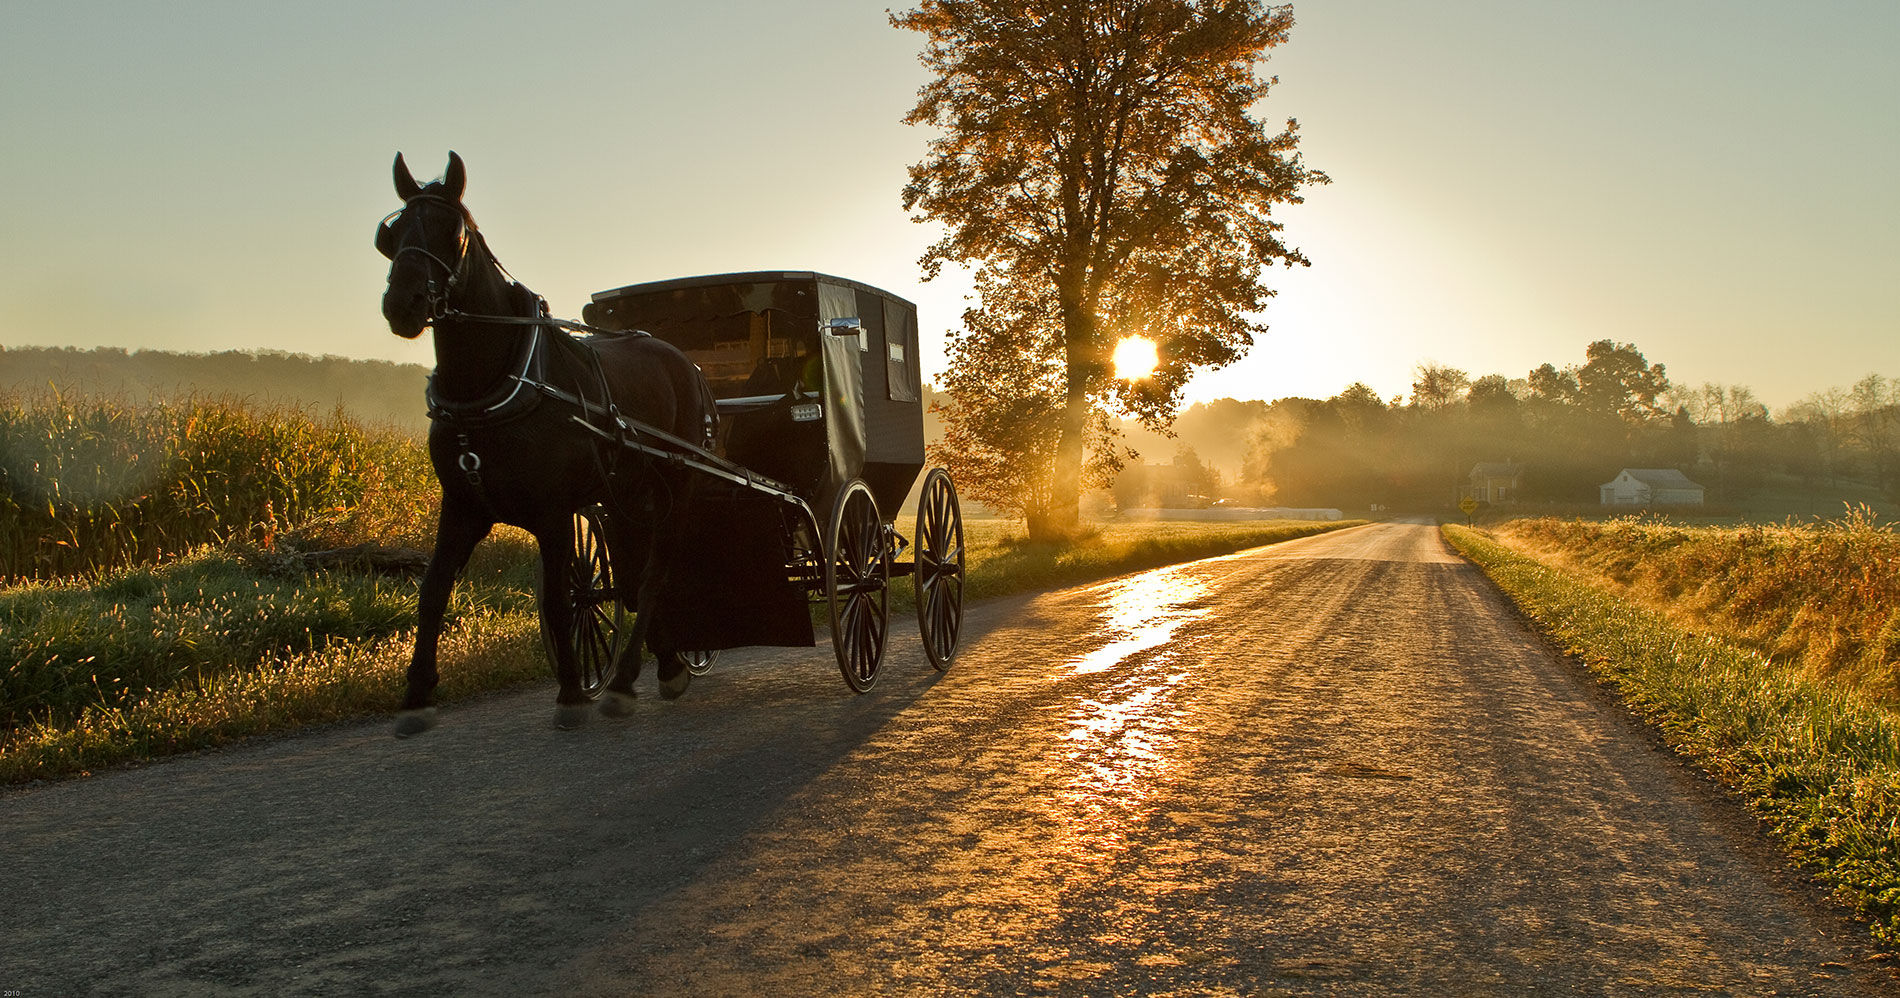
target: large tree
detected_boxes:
[895,0,1325,538]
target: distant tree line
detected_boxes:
[1106,341,1900,512]
[0,346,431,433]
[1242,340,1679,508]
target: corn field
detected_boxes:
[0,392,435,583]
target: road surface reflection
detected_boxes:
[1055,564,1212,854]
[1066,564,1212,676]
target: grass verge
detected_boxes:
[0,610,546,785]
[1443,522,1900,946]
[1491,510,1900,702]
[3,517,1362,785]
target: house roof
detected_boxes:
[1470,462,1523,478]
[1606,468,1704,490]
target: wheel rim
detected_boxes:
[568,506,621,698]
[828,482,888,693]
[914,469,965,671]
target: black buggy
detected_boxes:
[553,272,965,694]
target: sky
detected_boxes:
[3,1,1894,414]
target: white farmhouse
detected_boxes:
[1599,468,1705,506]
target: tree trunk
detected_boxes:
[1039,385,1091,541]
[1036,294,1095,542]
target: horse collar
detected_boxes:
[426,322,549,429]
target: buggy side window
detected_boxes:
[883,298,919,403]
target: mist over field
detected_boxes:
[9,343,1895,523]
[0,346,431,433]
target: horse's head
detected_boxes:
[378,152,474,339]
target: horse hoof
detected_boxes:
[553,704,592,730]
[598,690,637,718]
[658,669,691,701]
[393,708,438,739]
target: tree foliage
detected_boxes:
[926,270,1124,526]
[895,0,1325,537]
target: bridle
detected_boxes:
[376,193,475,326]
[377,192,637,338]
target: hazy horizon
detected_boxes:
[3,1,1894,414]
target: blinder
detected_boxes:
[374,194,471,271]
[375,211,401,259]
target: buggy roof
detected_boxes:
[590,271,916,310]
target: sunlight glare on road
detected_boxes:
[1053,564,1212,856]
[1067,564,1211,676]
[1111,335,1159,381]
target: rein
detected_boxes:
[436,310,652,340]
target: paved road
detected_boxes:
[3,520,1893,996]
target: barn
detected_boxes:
[1599,468,1706,506]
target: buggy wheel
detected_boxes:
[913,468,965,671]
[559,504,622,699]
[826,480,889,693]
[682,649,720,676]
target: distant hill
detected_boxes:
[0,346,433,432]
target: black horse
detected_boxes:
[378,151,713,735]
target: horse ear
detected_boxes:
[444,152,466,201]
[393,153,421,201]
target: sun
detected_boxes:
[1111,336,1160,381]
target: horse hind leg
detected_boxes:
[597,615,647,719]
[535,516,595,731]
[654,640,690,701]
[628,535,690,702]
[599,498,654,717]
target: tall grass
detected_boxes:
[0,608,547,785]
[0,391,435,583]
[1495,508,1900,702]
[1445,523,1900,945]
[0,543,535,734]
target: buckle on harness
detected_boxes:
[458,449,484,487]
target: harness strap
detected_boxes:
[436,309,653,340]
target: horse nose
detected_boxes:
[383,287,429,337]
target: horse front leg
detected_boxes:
[535,516,593,730]
[396,505,491,738]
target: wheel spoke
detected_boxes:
[912,470,964,672]
[556,505,621,698]
[827,482,888,692]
